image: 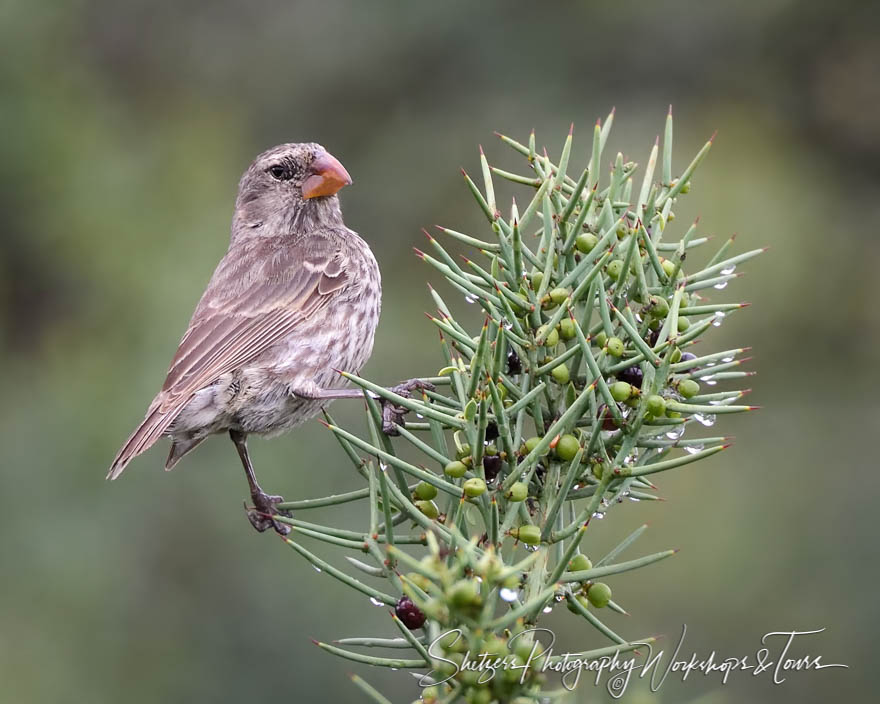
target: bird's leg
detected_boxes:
[290,378,435,435]
[229,429,292,535]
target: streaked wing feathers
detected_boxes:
[161,242,348,402]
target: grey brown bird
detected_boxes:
[108,143,424,534]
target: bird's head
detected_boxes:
[233,142,352,234]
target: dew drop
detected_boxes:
[713,280,729,290]
[313,565,323,573]
[722,356,734,363]
[369,597,384,607]
[465,294,477,304]
[666,426,685,440]
[721,265,736,275]
[500,587,519,602]
[543,605,554,614]
[684,444,704,455]
[592,511,606,520]
[628,496,641,502]
[693,413,716,427]
[379,462,389,473]
[712,312,726,327]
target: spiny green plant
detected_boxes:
[272,108,762,703]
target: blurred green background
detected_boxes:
[2,1,878,702]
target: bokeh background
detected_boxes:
[2,1,878,702]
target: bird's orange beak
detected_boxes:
[302,151,352,199]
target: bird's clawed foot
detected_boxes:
[382,379,436,435]
[245,491,293,535]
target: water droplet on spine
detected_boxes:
[500,587,519,602]
[693,413,716,427]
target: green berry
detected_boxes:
[448,580,481,608]
[436,629,467,652]
[576,232,598,253]
[415,500,439,519]
[610,381,632,402]
[669,347,682,363]
[648,295,669,317]
[523,436,544,454]
[530,271,544,290]
[537,324,559,347]
[414,481,438,501]
[463,478,487,498]
[456,444,471,459]
[677,316,691,332]
[482,636,509,658]
[513,636,546,662]
[506,481,528,502]
[513,525,541,545]
[444,460,467,478]
[570,594,591,612]
[587,582,612,608]
[555,434,580,461]
[465,687,491,704]
[607,259,624,280]
[568,554,592,572]
[646,394,666,416]
[594,331,608,348]
[551,363,570,385]
[661,258,682,279]
[549,287,570,305]
[422,686,439,704]
[606,336,625,357]
[559,318,576,340]
[678,378,700,398]
[679,181,691,193]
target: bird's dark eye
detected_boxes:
[268,164,292,181]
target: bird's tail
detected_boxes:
[107,403,182,480]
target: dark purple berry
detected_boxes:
[395,596,426,630]
[645,328,660,347]
[681,352,697,362]
[597,404,619,431]
[507,350,523,375]
[483,454,502,482]
[485,421,499,441]
[617,365,643,388]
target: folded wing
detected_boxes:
[108,236,349,479]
